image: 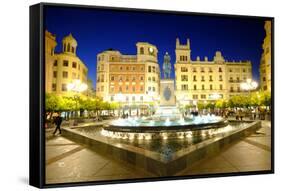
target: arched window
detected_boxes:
[67,44,70,52]
[140,47,144,54]
[71,47,74,53]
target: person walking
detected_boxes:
[53,113,63,135]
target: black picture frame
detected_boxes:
[30,2,274,188]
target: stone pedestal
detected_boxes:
[160,79,176,106]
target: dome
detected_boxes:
[62,33,77,47]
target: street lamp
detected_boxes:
[240,79,258,93]
[116,93,124,118]
[67,79,88,125]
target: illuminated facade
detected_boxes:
[45,31,88,95]
[260,21,272,92]
[96,42,160,106]
[174,38,252,105]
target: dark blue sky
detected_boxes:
[44,6,266,88]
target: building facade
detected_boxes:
[96,42,160,107]
[260,21,272,92]
[174,38,252,105]
[45,31,88,95]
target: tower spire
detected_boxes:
[187,38,190,49]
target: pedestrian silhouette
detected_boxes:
[53,114,63,135]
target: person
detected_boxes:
[53,113,63,135]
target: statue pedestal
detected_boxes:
[160,79,176,106]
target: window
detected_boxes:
[210,84,213,90]
[119,76,122,82]
[148,66,152,72]
[201,76,205,82]
[193,94,198,99]
[148,87,152,91]
[126,85,129,91]
[132,86,135,92]
[201,67,205,73]
[229,68,233,72]
[236,77,240,82]
[181,67,188,72]
[219,75,223,81]
[263,77,266,82]
[63,71,68,78]
[111,76,114,81]
[140,86,143,91]
[72,73,76,79]
[148,77,151,81]
[140,47,144,54]
[209,68,213,73]
[152,66,156,73]
[132,77,136,81]
[201,94,206,99]
[132,67,136,71]
[243,68,246,72]
[53,71,57,78]
[110,86,114,93]
[72,62,77,68]
[194,85,197,90]
[193,68,197,72]
[132,96,136,102]
[153,87,156,92]
[219,67,222,72]
[63,60,68,67]
[181,75,188,81]
[62,84,67,91]
[220,84,223,90]
[101,86,104,91]
[52,83,56,91]
[202,84,205,90]
[237,87,240,92]
[229,77,233,82]
[71,47,74,53]
[230,87,234,92]
[120,66,123,71]
[140,76,144,81]
[193,75,197,81]
[67,44,70,52]
[126,66,129,71]
[152,77,156,82]
[111,96,114,101]
[53,60,58,67]
[209,75,213,81]
[126,96,129,102]
[126,76,129,81]
[140,96,143,101]
[181,84,188,90]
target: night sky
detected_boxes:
[44,6,266,88]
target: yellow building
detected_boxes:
[45,31,88,95]
[174,38,252,105]
[96,42,160,108]
[260,21,272,92]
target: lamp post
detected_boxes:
[116,93,124,118]
[240,79,258,95]
[67,79,88,126]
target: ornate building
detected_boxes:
[260,21,272,92]
[96,42,160,109]
[45,31,88,95]
[174,38,252,105]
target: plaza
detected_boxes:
[45,119,271,184]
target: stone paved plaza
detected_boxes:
[45,120,271,184]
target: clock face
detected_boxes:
[149,47,154,53]
[164,87,171,101]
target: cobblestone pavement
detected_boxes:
[45,120,272,184]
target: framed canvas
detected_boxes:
[29,2,274,188]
